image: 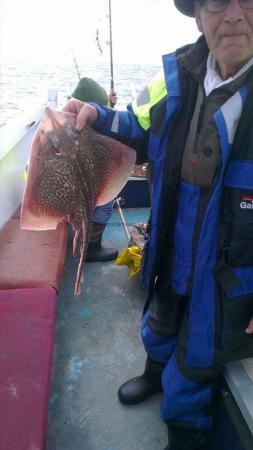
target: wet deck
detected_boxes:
[47,208,168,450]
[47,207,253,450]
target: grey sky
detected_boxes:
[1,0,200,65]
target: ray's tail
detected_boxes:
[74,219,92,295]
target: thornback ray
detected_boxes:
[21,106,136,294]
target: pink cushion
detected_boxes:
[0,288,57,450]
[0,218,68,291]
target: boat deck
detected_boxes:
[46,206,253,450]
[47,208,168,450]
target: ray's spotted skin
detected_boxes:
[21,107,136,294]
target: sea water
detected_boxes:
[0,60,161,128]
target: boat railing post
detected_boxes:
[47,89,58,109]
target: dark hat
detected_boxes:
[174,0,195,17]
[72,77,108,105]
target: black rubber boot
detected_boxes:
[118,356,165,405]
[165,424,214,450]
[85,222,118,262]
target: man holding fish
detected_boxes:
[22,0,253,449]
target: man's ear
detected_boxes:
[194,1,204,33]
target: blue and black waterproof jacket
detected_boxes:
[92,37,253,369]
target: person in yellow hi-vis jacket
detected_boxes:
[63,1,253,448]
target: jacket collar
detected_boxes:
[176,35,253,96]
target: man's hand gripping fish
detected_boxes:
[21,107,136,295]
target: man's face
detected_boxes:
[194,0,253,78]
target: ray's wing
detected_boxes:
[21,108,78,231]
[78,127,136,207]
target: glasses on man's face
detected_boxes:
[202,0,253,13]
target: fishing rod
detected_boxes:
[70,46,81,81]
[108,0,114,92]
[96,1,115,96]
